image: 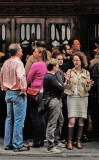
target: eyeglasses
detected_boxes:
[73,60,81,62]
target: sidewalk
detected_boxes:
[0,138,99,157]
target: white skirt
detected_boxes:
[67,95,88,119]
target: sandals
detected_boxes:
[13,145,30,152]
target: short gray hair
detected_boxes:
[8,43,20,56]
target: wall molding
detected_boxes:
[0,3,99,16]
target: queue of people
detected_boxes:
[0,37,99,153]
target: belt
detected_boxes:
[8,89,21,91]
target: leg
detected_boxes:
[4,91,13,148]
[12,92,27,148]
[29,98,40,145]
[67,117,75,150]
[54,104,64,145]
[61,95,68,141]
[77,118,84,149]
[29,93,45,146]
[38,93,46,143]
[46,98,61,151]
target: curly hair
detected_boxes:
[72,51,88,68]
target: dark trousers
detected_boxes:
[61,95,68,141]
[89,95,99,135]
[29,93,46,143]
[0,88,6,137]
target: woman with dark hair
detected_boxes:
[64,53,94,150]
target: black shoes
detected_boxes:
[5,146,13,150]
[33,141,44,147]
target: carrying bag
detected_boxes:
[27,83,43,101]
[38,97,51,115]
[27,87,40,101]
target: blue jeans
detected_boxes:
[4,90,27,148]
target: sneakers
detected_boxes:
[56,142,66,148]
[47,147,61,154]
[13,145,30,152]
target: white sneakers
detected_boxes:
[56,142,66,148]
[47,147,61,153]
[47,142,66,154]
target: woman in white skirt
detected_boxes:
[64,52,94,150]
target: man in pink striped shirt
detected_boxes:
[0,43,29,152]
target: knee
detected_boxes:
[68,118,75,127]
[78,118,84,126]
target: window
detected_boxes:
[50,23,71,46]
[20,23,41,45]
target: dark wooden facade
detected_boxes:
[0,0,99,53]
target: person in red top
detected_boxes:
[0,43,29,152]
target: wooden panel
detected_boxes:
[13,0,76,1]
[80,0,99,5]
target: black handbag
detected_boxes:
[38,97,51,115]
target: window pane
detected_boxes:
[21,24,25,40]
[62,25,65,40]
[26,24,30,40]
[31,24,35,34]
[51,24,55,40]
[2,24,6,40]
[37,24,40,39]
[67,24,71,40]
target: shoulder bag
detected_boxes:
[27,83,42,101]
